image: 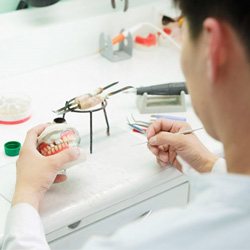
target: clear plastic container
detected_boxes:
[0,92,32,125]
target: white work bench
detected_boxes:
[0,1,223,249]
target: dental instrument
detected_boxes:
[135,127,204,145]
[53,82,132,115]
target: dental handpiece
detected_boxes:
[136,82,188,96]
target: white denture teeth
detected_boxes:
[55,139,61,145]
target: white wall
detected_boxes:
[0,0,177,79]
[0,0,174,14]
[0,0,20,14]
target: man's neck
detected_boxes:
[217,61,250,175]
[224,134,250,175]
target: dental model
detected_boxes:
[37,124,79,156]
[37,119,83,169]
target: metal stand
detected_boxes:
[99,31,133,62]
[63,100,110,154]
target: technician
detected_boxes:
[2,0,250,249]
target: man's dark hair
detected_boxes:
[174,0,250,57]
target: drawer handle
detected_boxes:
[139,210,152,219]
[68,220,81,229]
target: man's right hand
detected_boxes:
[147,119,218,173]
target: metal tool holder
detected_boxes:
[62,100,110,154]
[99,32,133,62]
[136,91,186,114]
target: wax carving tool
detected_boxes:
[135,127,203,145]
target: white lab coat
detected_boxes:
[2,159,250,250]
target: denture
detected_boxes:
[37,124,80,157]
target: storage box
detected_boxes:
[0,129,188,246]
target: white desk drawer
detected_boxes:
[49,181,188,250]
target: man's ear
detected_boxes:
[203,18,227,83]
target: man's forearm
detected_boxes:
[12,189,42,211]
